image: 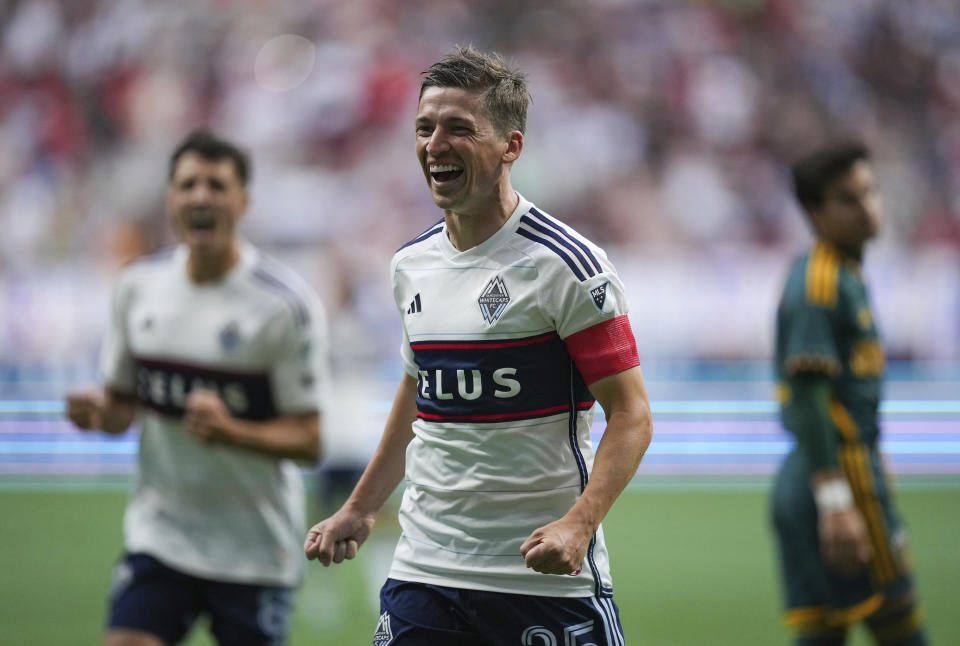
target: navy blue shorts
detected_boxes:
[108,552,295,645]
[374,578,625,645]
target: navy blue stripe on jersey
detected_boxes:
[567,361,603,597]
[529,207,603,274]
[586,534,602,598]
[411,332,594,423]
[251,265,310,326]
[517,216,596,282]
[397,219,444,251]
[516,227,586,281]
[133,356,278,421]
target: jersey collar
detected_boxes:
[438,193,533,262]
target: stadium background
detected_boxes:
[1,0,957,643]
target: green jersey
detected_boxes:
[776,242,885,445]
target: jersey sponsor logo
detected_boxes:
[417,367,521,401]
[589,282,608,311]
[133,356,278,421]
[373,611,394,645]
[478,276,510,323]
[410,332,594,422]
[406,293,422,315]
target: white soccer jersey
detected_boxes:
[100,242,327,586]
[388,195,640,597]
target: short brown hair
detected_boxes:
[169,129,250,186]
[791,141,870,212]
[420,45,530,135]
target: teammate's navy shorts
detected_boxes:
[374,578,625,645]
[108,552,295,645]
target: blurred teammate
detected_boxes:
[772,142,928,645]
[66,130,327,646]
[304,46,652,645]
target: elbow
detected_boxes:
[607,403,653,466]
[630,402,654,461]
[629,398,653,440]
[301,420,323,464]
[640,401,653,444]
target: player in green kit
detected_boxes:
[771,142,928,646]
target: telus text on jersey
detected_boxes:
[417,368,521,400]
[133,358,277,420]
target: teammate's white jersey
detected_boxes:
[389,195,640,597]
[101,242,327,586]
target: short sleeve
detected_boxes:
[399,323,418,378]
[99,273,137,395]
[391,254,420,378]
[543,251,640,384]
[781,301,840,376]
[269,296,329,416]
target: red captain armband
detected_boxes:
[564,315,640,385]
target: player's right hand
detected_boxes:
[819,506,873,577]
[304,507,375,567]
[65,389,106,431]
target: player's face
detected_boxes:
[416,87,521,216]
[167,152,247,258]
[811,160,882,253]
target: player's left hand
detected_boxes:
[184,389,232,444]
[520,516,591,575]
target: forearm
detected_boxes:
[784,374,840,476]
[100,388,137,434]
[221,412,321,461]
[344,374,418,516]
[568,404,652,532]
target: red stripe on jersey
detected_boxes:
[418,400,594,422]
[411,332,557,351]
[564,315,640,384]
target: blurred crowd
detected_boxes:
[1,0,959,375]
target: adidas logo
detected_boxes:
[406,293,422,315]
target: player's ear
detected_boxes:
[502,131,523,163]
[237,188,249,219]
[164,185,180,228]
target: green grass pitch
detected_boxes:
[1,479,957,644]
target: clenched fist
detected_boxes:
[65,389,107,431]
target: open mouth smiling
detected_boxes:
[429,163,464,183]
[187,210,217,231]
